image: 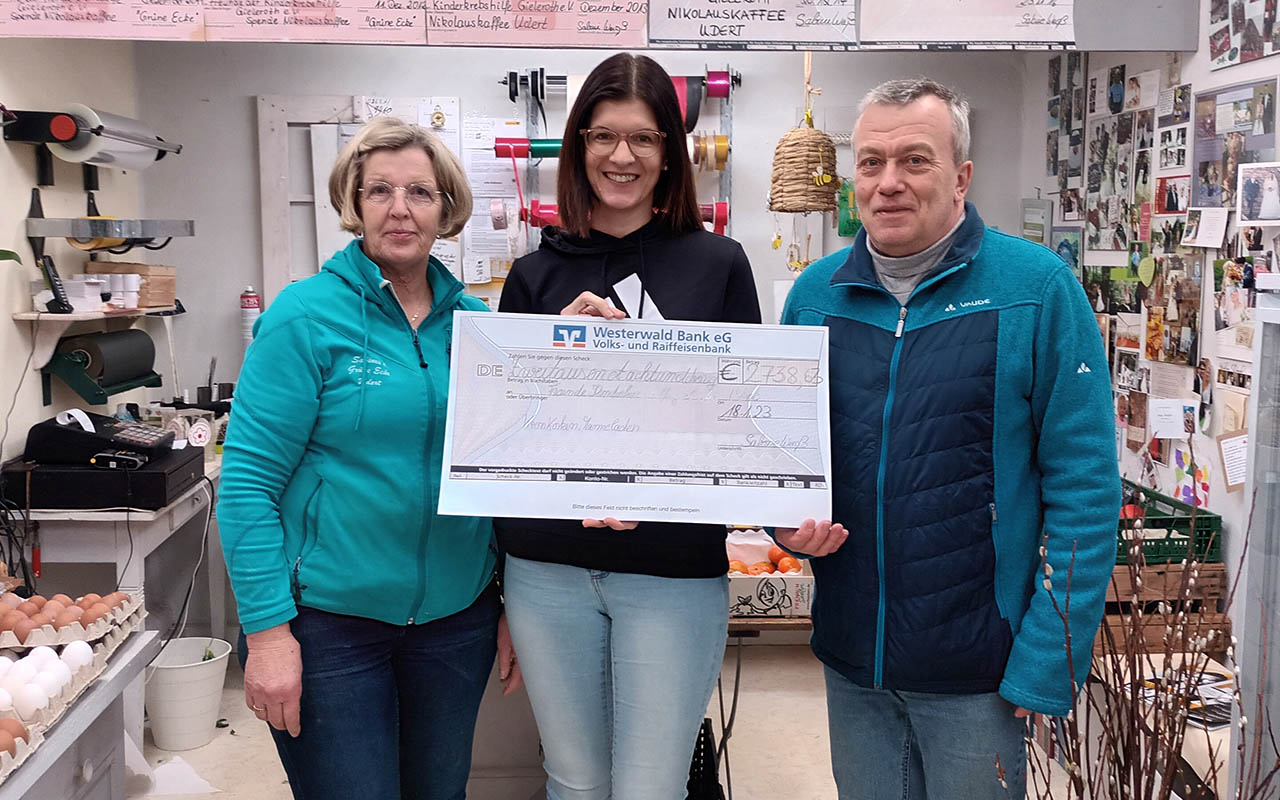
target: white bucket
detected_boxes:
[145,637,232,751]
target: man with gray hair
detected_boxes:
[777,78,1119,798]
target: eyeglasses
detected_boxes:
[579,127,667,158]
[358,181,450,208]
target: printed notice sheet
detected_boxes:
[439,312,832,526]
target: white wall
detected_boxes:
[0,40,146,464]
[1016,2,1262,622]
[129,43,1026,384]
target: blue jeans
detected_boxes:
[824,666,1026,800]
[502,554,729,800]
[237,583,500,800]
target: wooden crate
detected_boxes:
[84,262,177,308]
[1095,564,1230,656]
[1106,562,1226,603]
[1094,612,1231,656]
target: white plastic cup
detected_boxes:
[145,638,231,751]
[122,273,141,291]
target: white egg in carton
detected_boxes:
[0,593,145,649]
[0,727,46,785]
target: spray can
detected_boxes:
[240,286,261,350]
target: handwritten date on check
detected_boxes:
[437,312,832,527]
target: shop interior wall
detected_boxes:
[1016,0,1266,643]
[130,43,1026,390]
[0,39,174,599]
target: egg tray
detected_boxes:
[0,728,47,787]
[0,594,145,649]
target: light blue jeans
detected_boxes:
[824,666,1027,800]
[502,554,729,800]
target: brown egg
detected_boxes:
[14,602,38,617]
[11,619,36,644]
[0,612,24,633]
[0,594,20,610]
[79,593,102,606]
[27,613,50,628]
[53,611,80,630]
[64,605,84,620]
[0,718,28,743]
[103,593,125,609]
[0,731,13,758]
[50,594,72,607]
[81,604,110,627]
[41,601,64,617]
[27,596,46,610]
[75,599,95,612]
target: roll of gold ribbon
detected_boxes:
[66,216,126,251]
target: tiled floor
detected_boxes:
[132,645,837,800]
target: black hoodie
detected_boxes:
[495,216,762,578]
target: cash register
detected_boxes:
[1,409,204,510]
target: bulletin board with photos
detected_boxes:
[1042,55,1261,503]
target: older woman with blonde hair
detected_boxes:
[218,116,517,800]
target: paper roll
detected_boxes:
[56,329,156,385]
[47,104,166,171]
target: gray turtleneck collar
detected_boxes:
[867,213,966,306]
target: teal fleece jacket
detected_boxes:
[217,239,495,634]
[783,205,1120,715]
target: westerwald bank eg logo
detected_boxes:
[552,324,587,348]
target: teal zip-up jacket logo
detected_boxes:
[217,239,495,634]
[782,204,1120,716]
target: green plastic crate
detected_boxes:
[1117,479,1223,564]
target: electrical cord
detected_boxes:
[115,468,135,593]
[144,475,215,670]
[0,313,39,467]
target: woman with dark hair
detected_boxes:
[496,53,760,798]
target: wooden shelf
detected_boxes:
[12,307,174,322]
[11,307,175,371]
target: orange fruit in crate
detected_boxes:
[768,545,787,565]
[728,560,749,574]
[748,561,775,575]
[776,556,802,574]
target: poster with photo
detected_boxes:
[1134,150,1153,206]
[1115,350,1151,392]
[1061,188,1084,222]
[1143,250,1203,365]
[1127,390,1149,450]
[1086,112,1135,250]
[1047,132,1060,176]
[1107,66,1126,115]
[1083,264,1111,314]
[1050,226,1082,276]
[1049,55,1062,98]
[1157,175,1192,213]
[1212,256,1257,362]
[1158,84,1192,128]
[1125,70,1160,111]
[1151,213,1188,254]
[1193,79,1278,208]
[1236,161,1280,223]
[1159,126,1189,171]
[1209,0,1280,69]
[1115,312,1143,349]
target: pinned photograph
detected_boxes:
[1050,226,1082,276]
[1157,175,1192,214]
[1136,109,1155,149]
[1236,161,1280,223]
[1108,66,1126,115]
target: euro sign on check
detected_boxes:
[438,312,831,527]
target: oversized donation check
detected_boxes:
[438,312,831,527]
